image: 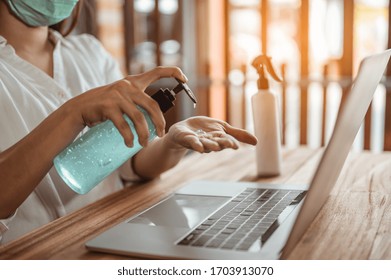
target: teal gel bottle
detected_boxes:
[54,79,197,194]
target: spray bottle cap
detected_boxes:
[151,78,197,113]
[252,55,282,90]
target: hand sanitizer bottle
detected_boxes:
[54,79,197,194]
[251,55,282,177]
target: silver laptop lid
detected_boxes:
[281,49,391,258]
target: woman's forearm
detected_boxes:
[0,102,83,218]
[131,136,188,180]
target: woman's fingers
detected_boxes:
[98,82,149,147]
[178,130,238,153]
[176,117,257,147]
[126,66,188,91]
[141,98,166,138]
[117,66,189,140]
[115,79,165,139]
[214,134,240,150]
[222,122,258,145]
[198,137,221,152]
[182,135,204,152]
[106,110,134,147]
[119,102,150,147]
[126,88,166,137]
[195,132,240,153]
[181,136,218,153]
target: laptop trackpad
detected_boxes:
[128,194,229,229]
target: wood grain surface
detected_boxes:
[0,146,390,260]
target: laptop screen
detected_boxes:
[281,49,391,258]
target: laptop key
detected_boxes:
[192,235,214,246]
[178,233,198,245]
[261,220,279,243]
[237,242,253,251]
[221,242,237,250]
[206,238,225,248]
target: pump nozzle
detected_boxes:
[151,79,197,113]
[173,78,197,104]
[252,55,282,89]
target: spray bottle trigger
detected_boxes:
[252,55,282,83]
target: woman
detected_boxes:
[0,0,257,244]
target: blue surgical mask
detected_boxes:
[6,0,79,27]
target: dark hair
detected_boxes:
[50,0,82,37]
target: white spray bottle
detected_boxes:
[251,55,282,177]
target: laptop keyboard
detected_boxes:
[177,188,306,251]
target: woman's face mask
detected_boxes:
[6,0,79,27]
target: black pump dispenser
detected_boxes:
[252,55,282,90]
[151,79,197,113]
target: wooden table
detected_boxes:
[1,146,391,259]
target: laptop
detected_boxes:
[86,50,391,259]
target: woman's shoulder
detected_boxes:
[53,31,107,56]
[51,31,123,84]
[65,33,102,48]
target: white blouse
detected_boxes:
[0,30,134,244]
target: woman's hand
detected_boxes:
[130,116,257,179]
[164,116,258,153]
[65,66,187,147]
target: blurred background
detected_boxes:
[74,0,391,151]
